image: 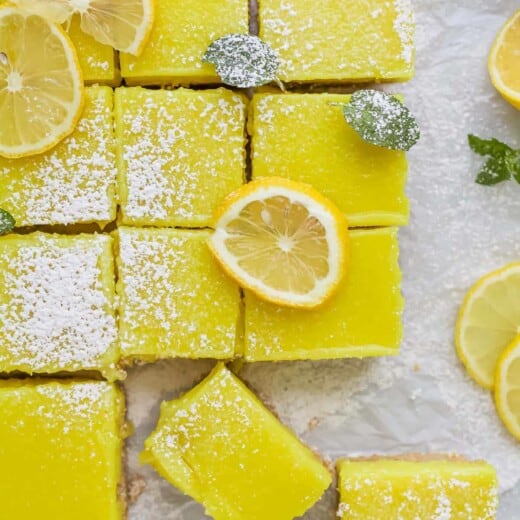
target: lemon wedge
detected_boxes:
[495,335,520,440]
[13,0,154,55]
[208,177,349,309]
[0,7,84,158]
[488,10,520,109]
[456,263,520,389]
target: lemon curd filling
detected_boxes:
[142,363,332,520]
[0,379,125,520]
[337,459,498,520]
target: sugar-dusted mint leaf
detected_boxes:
[475,156,512,185]
[507,151,520,184]
[468,134,514,157]
[203,34,279,88]
[0,209,15,235]
[341,90,420,151]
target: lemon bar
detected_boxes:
[117,227,240,361]
[259,0,415,83]
[0,86,117,228]
[142,363,332,520]
[244,228,402,361]
[337,458,498,519]
[115,87,247,227]
[0,233,119,379]
[120,0,248,85]
[250,93,409,227]
[68,15,119,86]
[0,379,125,520]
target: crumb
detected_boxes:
[127,474,147,505]
[413,363,421,372]
[308,416,320,430]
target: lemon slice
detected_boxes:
[208,177,349,309]
[488,10,520,109]
[456,263,520,389]
[13,0,154,55]
[495,335,520,440]
[0,8,84,159]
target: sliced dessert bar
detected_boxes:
[0,232,119,379]
[0,379,125,520]
[120,0,248,85]
[258,0,415,83]
[244,228,403,361]
[337,458,498,519]
[115,87,246,227]
[142,363,332,520]
[0,86,117,228]
[116,228,240,361]
[250,92,409,227]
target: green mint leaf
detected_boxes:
[341,90,420,151]
[0,209,15,235]
[203,34,279,88]
[475,156,512,185]
[468,134,513,157]
[507,151,520,184]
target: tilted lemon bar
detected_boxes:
[258,0,415,83]
[115,87,246,227]
[142,363,332,520]
[0,86,117,228]
[337,458,498,520]
[116,228,240,361]
[244,228,402,360]
[120,0,248,85]
[68,15,119,86]
[0,233,119,379]
[0,379,125,520]
[250,93,409,227]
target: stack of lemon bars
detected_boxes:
[0,1,499,519]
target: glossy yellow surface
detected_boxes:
[120,0,248,85]
[142,363,332,520]
[0,379,125,520]
[244,228,403,360]
[259,0,415,82]
[68,15,119,86]
[0,233,120,379]
[337,459,498,519]
[116,228,240,361]
[250,93,409,227]
[115,87,247,227]
[0,87,117,227]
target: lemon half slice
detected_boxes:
[488,10,520,109]
[495,336,520,440]
[456,263,520,389]
[0,7,84,158]
[209,177,349,309]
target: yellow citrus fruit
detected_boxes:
[456,263,520,390]
[495,335,520,440]
[0,7,84,159]
[13,0,154,55]
[488,10,520,109]
[208,177,349,309]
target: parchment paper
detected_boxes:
[125,1,520,518]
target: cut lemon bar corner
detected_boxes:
[141,363,332,520]
[337,457,498,520]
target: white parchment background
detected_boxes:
[125,1,520,518]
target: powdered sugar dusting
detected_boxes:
[116,88,246,227]
[0,87,117,227]
[0,233,118,375]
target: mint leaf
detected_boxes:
[475,157,512,185]
[468,135,513,157]
[468,135,520,186]
[0,209,15,235]
[203,34,279,88]
[340,90,420,151]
